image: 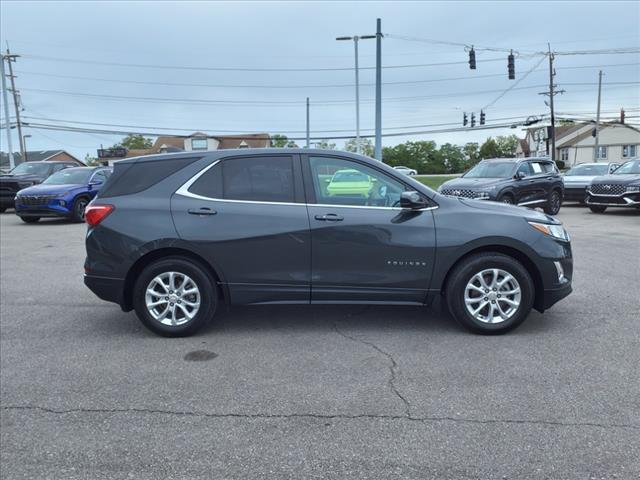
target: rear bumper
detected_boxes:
[84,274,126,310]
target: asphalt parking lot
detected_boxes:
[1,206,639,479]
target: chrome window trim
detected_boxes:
[174,159,438,212]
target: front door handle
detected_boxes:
[314,213,344,222]
[529,179,536,183]
[188,207,217,216]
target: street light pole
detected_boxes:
[0,54,15,169]
[337,32,376,155]
[374,18,383,162]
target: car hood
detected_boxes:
[439,177,508,190]
[591,174,640,186]
[17,183,85,195]
[458,197,558,224]
[0,173,46,183]
[563,175,597,184]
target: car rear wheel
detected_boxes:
[445,253,534,334]
[71,196,89,222]
[0,206,6,213]
[544,190,562,215]
[133,257,218,337]
[589,205,607,213]
[19,216,40,224]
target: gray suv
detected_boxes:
[84,149,573,337]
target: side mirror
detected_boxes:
[514,171,526,180]
[400,191,428,209]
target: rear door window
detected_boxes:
[188,156,296,203]
[530,162,543,175]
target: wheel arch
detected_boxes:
[121,247,229,311]
[440,244,545,312]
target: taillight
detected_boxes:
[85,204,114,226]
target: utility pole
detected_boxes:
[5,49,24,162]
[0,54,14,169]
[306,97,310,148]
[538,44,564,162]
[337,31,376,155]
[547,44,556,162]
[374,18,383,161]
[593,70,603,162]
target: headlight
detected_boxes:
[626,185,640,193]
[56,191,71,197]
[528,221,570,242]
[475,191,491,200]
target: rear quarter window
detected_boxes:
[99,157,200,198]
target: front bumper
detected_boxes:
[563,186,587,202]
[0,195,16,208]
[15,200,72,218]
[585,191,640,208]
[541,282,573,310]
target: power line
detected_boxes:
[482,55,548,110]
[20,82,639,108]
[20,53,505,72]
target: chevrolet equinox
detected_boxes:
[84,149,573,336]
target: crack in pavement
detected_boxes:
[333,322,412,417]
[2,405,638,430]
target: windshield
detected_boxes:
[8,162,51,176]
[332,171,370,183]
[464,162,515,178]
[612,159,640,175]
[42,168,92,185]
[565,164,610,176]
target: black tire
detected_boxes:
[0,206,6,213]
[445,252,535,335]
[133,257,217,337]
[71,196,90,222]
[589,205,607,214]
[19,216,40,224]
[544,190,562,215]
[499,193,515,205]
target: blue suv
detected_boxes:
[15,166,112,223]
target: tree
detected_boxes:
[463,142,480,169]
[495,135,519,158]
[271,134,298,148]
[479,137,500,159]
[84,153,99,166]
[437,143,466,173]
[382,140,439,174]
[314,139,336,150]
[344,138,374,157]
[113,134,153,150]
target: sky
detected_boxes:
[1,0,639,161]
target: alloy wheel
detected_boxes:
[145,272,201,326]
[464,268,522,324]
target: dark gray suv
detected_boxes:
[84,149,573,337]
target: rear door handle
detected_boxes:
[314,213,344,222]
[188,207,217,216]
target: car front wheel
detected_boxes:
[445,253,534,334]
[19,216,40,224]
[133,257,218,337]
[71,196,89,222]
[544,190,562,215]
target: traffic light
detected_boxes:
[480,110,486,125]
[468,47,476,70]
[470,113,476,128]
[463,112,468,126]
[508,51,515,80]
